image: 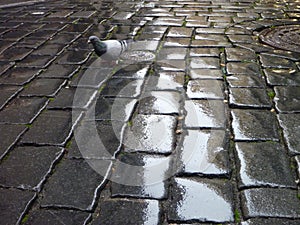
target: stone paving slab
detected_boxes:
[0,0,300,224]
[23,209,90,225]
[0,146,63,190]
[241,188,300,219]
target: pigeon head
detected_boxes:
[88,36,107,57]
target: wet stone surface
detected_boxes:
[260,53,296,69]
[264,68,300,86]
[241,188,300,218]
[69,120,123,159]
[177,130,230,176]
[90,97,137,122]
[235,142,296,188]
[226,74,266,88]
[138,91,181,115]
[123,114,177,154]
[278,113,300,155]
[1,0,300,224]
[231,109,279,141]
[241,218,300,225]
[190,69,224,80]
[184,100,226,128]
[225,48,256,62]
[229,88,271,108]
[190,57,220,69]
[226,62,261,75]
[147,71,185,91]
[101,78,144,98]
[187,80,224,100]
[168,177,234,223]
[111,153,170,199]
[274,86,300,113]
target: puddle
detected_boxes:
[169,178,233,222]
[112,154,170,195]
[180,130,229,175]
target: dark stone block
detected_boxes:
[101,78,144,98]
[69,68,109,89]
[21,110,81,146]
[21,78,66,97]
[18,55,55,68]
[0,124,26,159]
[0,188,36,225]
[91,199,160,225]
[41,158,110,210]
[278,113,300,154]
[0,85,22,110]
[0,67,41,85]
[226,74,265,88]
[86,97,136,122]
[39,64,79,78]
[225,48,256,62]
[274,86,300,113]
[241,188,300,218]
[0,146,64,190]
[264,68,300,86]
[56,50,91,65]
[69,120,124,159]
[0,97,48,124]
[226,62,260,75]
[47,87,97,109]
[24,209,90,225]
[231,109,279,141]
[0,46,33,62]
[260,53,296,69]
[242,218,300,225]
[236,142,296,188]
[229,88,271,108]
[32,44,65,56]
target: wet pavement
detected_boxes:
[0,0,300,224]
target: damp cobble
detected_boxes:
[0,0,300,224]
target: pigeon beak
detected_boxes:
[87,39,91,44]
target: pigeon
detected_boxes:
[88,36,132,61]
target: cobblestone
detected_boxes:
[0,0,300,224]
[241,188,300,219]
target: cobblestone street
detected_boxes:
[0,0,300,224]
